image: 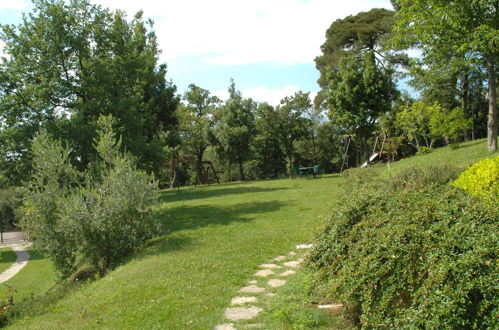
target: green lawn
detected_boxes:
[0,249,58,303]
[8,174,346,329]
[0,248,17,276]
[5,139,495,329]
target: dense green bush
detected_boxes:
[307,165,498,328]
[0,189,20,229]
[21,116,158,277]
[453,156,499,201]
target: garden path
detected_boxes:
[215,243,314,330]
[0,231,31,283]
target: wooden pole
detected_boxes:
[340,135,351,173]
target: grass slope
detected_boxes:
[7,139,495,329]
[9,176,345,329]
[0,248,17,276]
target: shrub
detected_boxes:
[388,164,461,191]
[415,146,432,156]
[453,156,499,201]
[21,116,158,277]
[307,165,498,328]
[0,189,20,229]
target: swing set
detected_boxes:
[340,131,390,172]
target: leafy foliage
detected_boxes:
[0,189,20,229]
[0,0,179,185]
[214,80,256,181]
[397,101,470,150]
[20,116,158,277]
[453,156,499,201]
[177,84,219,184]
[307,165,498,328]
[391,0,498,150]
[327,51,397,159]
[314,8,400,107]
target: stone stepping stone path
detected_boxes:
[231,297,258,305]
[254,269,274,277]
[215,243,314,329]
[267,279,286,288]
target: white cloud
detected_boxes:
[215,85,304,106]
[93,0,393,66]
[0,0,27,11]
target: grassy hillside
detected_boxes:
[5,139,495,329]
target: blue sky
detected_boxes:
[0,0,395,105]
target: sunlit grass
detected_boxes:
[5,139,494,329]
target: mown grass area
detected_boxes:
[1,249,58,301]
[5,138,495,329]
[379,139,494,177]
[7,174,346,328]
[0,248,17,276]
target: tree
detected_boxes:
[391,0,498,150]
[314,8,402,108]
[407,54,488,141]
[274,91,312,178]
[214,80,255,181]
[327,51,397,161]
[396,101,470,151]
[0,0,179,185]
[178,84,219,185]
[254,103,287,179]
[21,116,158,277]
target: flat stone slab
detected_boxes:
[215,324,236,330]
[318,304,343,310]
[296,243,314,249]
[273,256,286,261]
[267,279,286,287]
[283,260,300,268]
[259,263,282,269]
[239,285,265,293]
[288,251,296,256]
[248,280,257,284]
[225,307,263,321]
[231,296,258,305]
[264,292,276,297]
[255,269,274,277]
[279,270,296,277]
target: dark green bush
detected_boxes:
[307,165,498,328]
[0,189,21,230]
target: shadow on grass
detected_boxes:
[158,185,291,203]
[0,248,17,265]
[142,200,288,259]
[141,233,193,257]
[157,200,289,233]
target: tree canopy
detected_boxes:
[0,0,179,185]
[391,0,498,150]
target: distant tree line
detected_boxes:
[0,0,496,190]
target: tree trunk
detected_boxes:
[311,134,318,164]
[287,153,294,179]
[462,72,470,141]
[196,147,204,185]
[487,56,497,151]
[169,155,179,189]
[238,155,245,181]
